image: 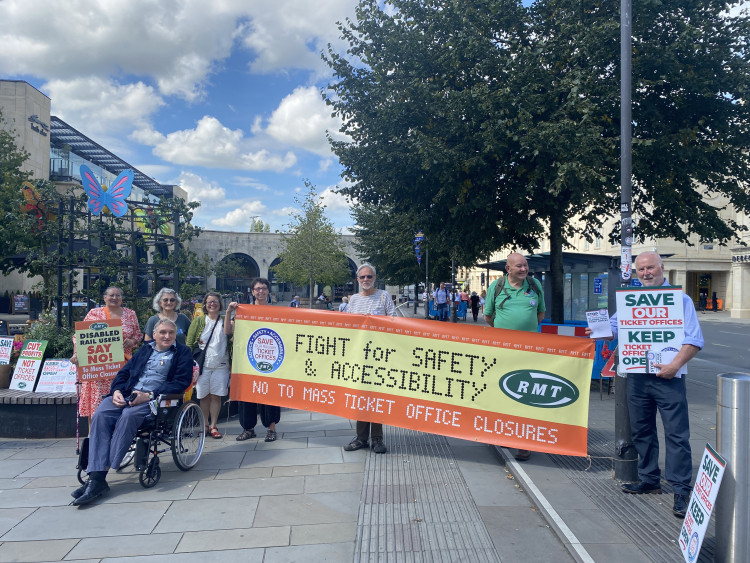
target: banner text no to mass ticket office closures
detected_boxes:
[230,305,594,456]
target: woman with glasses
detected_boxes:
[187,292,231,439]
[343,263,395,454]
[144,288,191,346]
[71,286,143,418]
[225,278,281,442]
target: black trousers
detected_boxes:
[238,401,280,429]
[356,421,383,442]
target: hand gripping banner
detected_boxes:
[230,305,595,456]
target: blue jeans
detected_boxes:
[437,303,449,321]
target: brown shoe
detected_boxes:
[514,449,531,461]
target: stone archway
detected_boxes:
[215,253,260,301]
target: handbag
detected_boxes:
[192,317,219,375]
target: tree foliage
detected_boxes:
[272,181,350,305]
[351,202,452,286]
[324,0,750,322]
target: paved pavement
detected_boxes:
[0,309,746,562]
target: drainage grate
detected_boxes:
[354,427,501,562]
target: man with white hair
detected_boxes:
[609,251,703,519]
[342,263,395,454]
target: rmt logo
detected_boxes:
[499,370,579,408]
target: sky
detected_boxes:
[0,0,361,233]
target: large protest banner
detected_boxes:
[230,306,595,456]
[74,319,125,382]
[615,286,685,375]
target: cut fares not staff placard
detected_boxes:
[74,319,125,382]
[230,306,595,456]
[615,286,685,375]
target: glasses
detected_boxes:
[253,287,269,292]
[358,275,374,280]
[106,293,122,299]
[162,298,176,303]
[205,301,220,306]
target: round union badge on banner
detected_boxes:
[247,328,285,373]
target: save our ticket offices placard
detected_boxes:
[230,305,596,456]
[615,286,685,375]
[74,319,125,382]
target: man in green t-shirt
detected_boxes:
[483,252,546,461]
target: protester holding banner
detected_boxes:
[590,251,703,518]
[433,282,450,322]
[343,263,396,454]
[484,252,546,462]
[226,278,282,442]
[71,286,142,417]
[144,288,191,346]
[71,318,192,506]
[187,292,231,439]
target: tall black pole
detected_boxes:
[615,0,639,482]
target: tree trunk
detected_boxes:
[548,214,565,324]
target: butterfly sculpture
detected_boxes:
[80,164,133,217]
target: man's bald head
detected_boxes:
[505,253,529,287]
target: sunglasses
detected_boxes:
[253,287,269,292]
[358,275,374,280]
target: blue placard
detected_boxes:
[630,278,642,287]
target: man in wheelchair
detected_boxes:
[72,318,193,506]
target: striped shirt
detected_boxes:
[347,290,396,317]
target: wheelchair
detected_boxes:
[76,394,205,488]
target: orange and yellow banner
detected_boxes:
[230,306,595,456]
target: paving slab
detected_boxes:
[188,476,304,499]
[0,507,35,537]
[0,484,78,508]
[174,525,290,552]
[0,458,41,478]
[0,538,79,562]
[254,492,360,527]
[304,472,362,494]
[318,462,364,475]
[290,522,357,546]
[153,496,260,534]
[240,447,344,468]
[0,477,33,489]
[271,465,319,477]
[253,437,308,451]
[16,458,78,479]
[5,447,79,460]
[1,501,172,541]
[186,451,245,471]
[214,467,273,480]
[102,549,265,563]
[264,541,354,563]
[65,532,183,560]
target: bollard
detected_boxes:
[715,372,750,563]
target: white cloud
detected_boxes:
[319,186,352,214]
[272,206,299,217]
[239,1,357,74]
[212,201,267,228]
[260,86,346,157]
[141,116,297,171]
[0,0,239,102]
[177,171,227,205]
[46,77,164,139]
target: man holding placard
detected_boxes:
[602,251,704,518]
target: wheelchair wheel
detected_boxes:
[116,443,136,471]
[77,468,86,485]
[139,456,161,488]
[171,401,205,471]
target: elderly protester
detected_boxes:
[71,286,142,418]
[144,288,191,346]
[343,263,395,454]
[186,292,231,439]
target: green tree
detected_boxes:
[325,0,750,322]
[272,181,350,306]
[250,218,271,232]
[350,202,451,287]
